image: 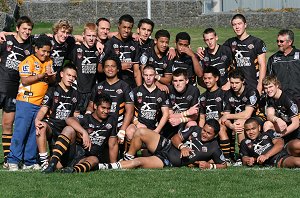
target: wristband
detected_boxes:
[177,143,183,150]
[117,130,126,140]
[273,117,278,123]
[85,110,92,114]
[210,164,216,169]
[180,118,183,123]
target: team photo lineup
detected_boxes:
[1,11,300,174]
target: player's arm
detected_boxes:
[257,52,267,95]
[222,106,255,121]
[86,101,94,114]
[108,137,118,163]
[195,161,227,170]
[171,132,192,158]
[257,137,284,164]
[266,106,288,133]
[199,114,206,128]
[242,156,256,166]
[119,103,134,132]
[182,47,203,78]
[157,73,172,85]
[284,116,300,136]
[154,106,169,134]
[133,63,142,86]
[34,106,49,134]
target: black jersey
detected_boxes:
[200,88,225,121]
[172,53,199,86]
[69,43,99,93]
[90,80,134,129]
[133,85,169,130]
[0,35,33,97]
[202,45,233,87]
[77,114,117,156]
[42,84,80,131]
[224,35,267,89]
[240,130,282,166]
[103,36,140,88]
[140,45,173,77]
[224,85,259,115]
[266,92,299,124]
[267,48,300,102]
[139,38,154,54]
[167,126,225,167]
[169,84,200,113]
[50,36,75,72]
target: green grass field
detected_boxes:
[1,23,300,197]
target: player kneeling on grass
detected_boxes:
[98,119,227,170]
[240,118,300,168]
[43,93,118,173]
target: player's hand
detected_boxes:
[0,32,6,43]
[180,146,193,158]
[220,115,228,125]
[117,130,126,144]
[96,41,104,54]
[244,157,255,166]
[121,62,138,71]
[131,33,140,42]
[179,46,194,57]
[196,47,205,60]
[195,161,210,170]
[257,155,269,164]
[82,131,91,151]
[276,118,288,133]
[156,82,169,93]
[188,103,199,116]
[167,47,176,60]
[233,122,244,133]
[169,117,181,127]
[35,120,45,135]
[257,83,263,95]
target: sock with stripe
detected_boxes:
[2,134,12,163]
[49,134,70,166]
[219,139,231,159]
[73,161,92,173]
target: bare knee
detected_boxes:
[186,121,197,128]
[287,139,300,156]
[61,126,76,141]
[263,121,274,132]
[126,124,137,140]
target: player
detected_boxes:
[34,63,80,170]
[98,119,226,170]
[43,93,118,173]
[172,32,203,86]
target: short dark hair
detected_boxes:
[118,14,134,25]
[62,62,77,73]
[102,55,122,70]
[205,119,220,135]
[172,68,188,79]
[203,66,220,79]
[278,29,294,45]
[203,28,217,37]
[16,16,34,28]
[34,34,52,49]
[228,69,245,81]
[138,18,154,31]
[175,32,191,44]
[155,29,170,40]
[231,14,246,24]
[244,117,259,126]
[94,93,112,106]
[143,65,156,73]
[96,17,110,26]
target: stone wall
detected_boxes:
[17,0,300,28]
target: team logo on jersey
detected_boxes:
[215,97,222,103]
[170,94,176,104]
[97,85,103,94]
[262,135,268,140]
[294,52,300,60]
[200,96,206,102]
[262,46,267,53]
[34,62,40,71]
[157,97,162,103]
[203,57,209,62]
[273,131,281,138]
[165,99,170,105]
[137,92,143,103]
[99,52,105,61]
[245,139,251,144]
[6,40,13,51]
[192,132,198,137]
[247,44,254,50]
[202,146,207,152]
[77,48,83,59]
[105,123,112,129]
[113,44,120,55]
[54,91,59,96]
[291,103,298,114]
[229,97,235,103]
[50,39,55,46]
[249,95,257,105]
[95,51,99,57]
[24,50,30,56]
[130,46,135,51]
[220,55,227,61]
[72,97,77,103]
[187,95,193,101]
[42,95,49,105]
[129,91,134,102]
[140,54,148,65]
[242,96,248,103]
[163,63,167,69]
[116,89,123,94]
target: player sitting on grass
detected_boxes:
[98,119,227,170]
[240,118,300,168]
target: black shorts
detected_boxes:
[0,93,16,112]
[283,129,300,144]
[273,149,290,168]
[78,92,91,114]
[153,136,172,167]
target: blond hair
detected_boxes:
[52,19,73,34]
